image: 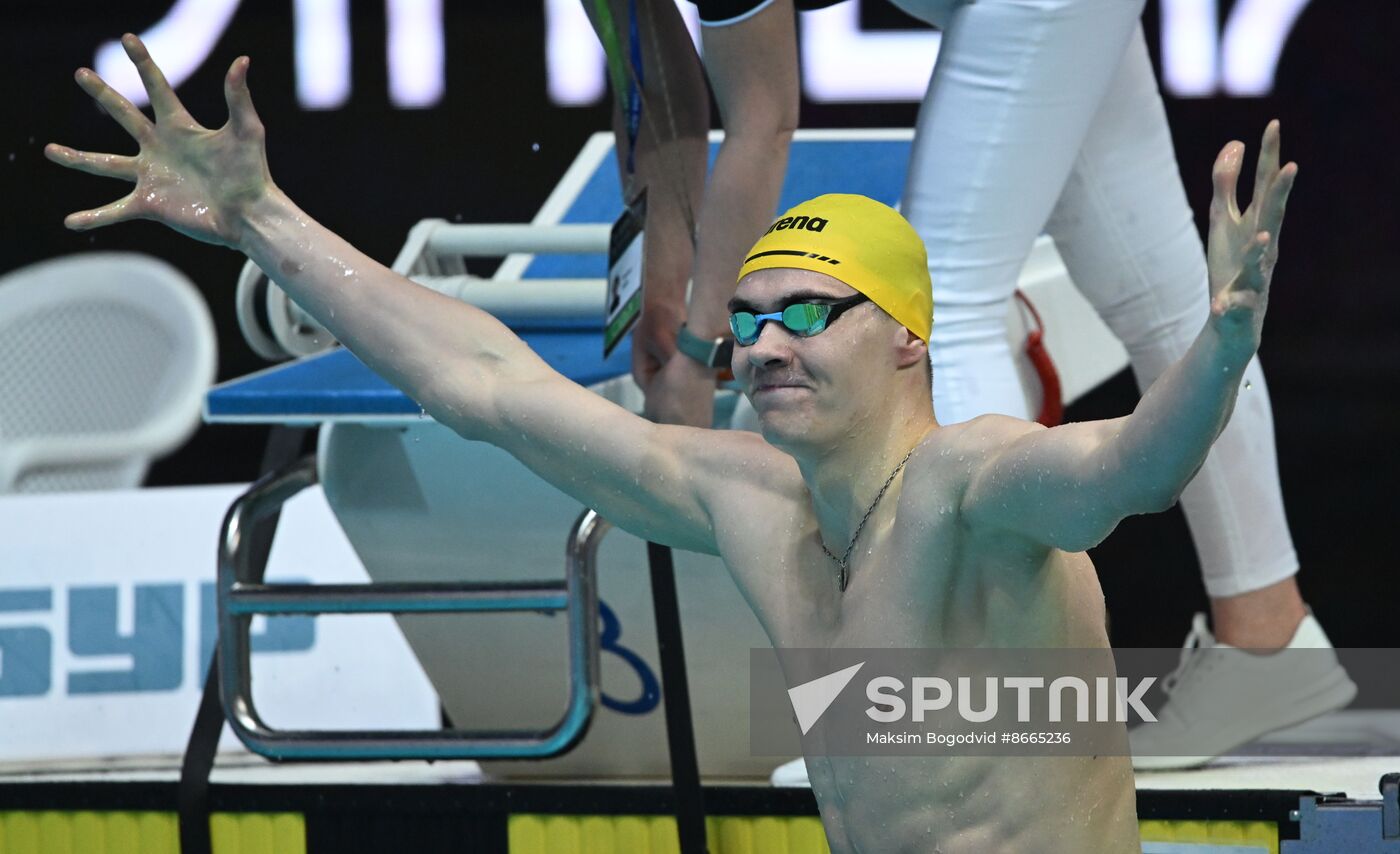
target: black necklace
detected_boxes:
[820,446,917,592]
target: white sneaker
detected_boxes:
[770,757,810,787]
[1130,611,1357,771]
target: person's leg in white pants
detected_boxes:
[1042,27,1309,643]
[899,0,1311,640]
[898,0,1147,427]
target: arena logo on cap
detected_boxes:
[764,215,830,235]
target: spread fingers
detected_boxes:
[75,67,153,143]
[45,143,139,181]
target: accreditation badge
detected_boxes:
[604,190,645,358]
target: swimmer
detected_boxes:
[48,36,1295,853]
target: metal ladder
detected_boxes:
[214,455,603,760]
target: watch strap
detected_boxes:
[676,323,734,370]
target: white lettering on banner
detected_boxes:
[96,0,446,110]
[387,0,446,107]
[0,484,438,762]
[1161,0,1314,97]
[546,0,1313,104]
[89,0,1313,108]
[545,0,606,106]
[1161,0,1219,96]
[798,1,941,103]
[1219,0,1312,95]
[293,0,352,108]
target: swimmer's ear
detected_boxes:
[893,327,928,371]
[224,56,264,140]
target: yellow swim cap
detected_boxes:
[736,194,932,343]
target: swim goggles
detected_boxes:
[728,294,870,346]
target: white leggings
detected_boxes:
[895,0,1297,597]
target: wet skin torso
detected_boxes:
[708,419,1142,854]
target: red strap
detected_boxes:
[1014,290,1063,427]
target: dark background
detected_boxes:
[1,1,1396,647]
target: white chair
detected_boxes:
[0,252,216,493]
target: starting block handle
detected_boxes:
[216,455,603,760]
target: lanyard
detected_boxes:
[592,0,646,175]
[590,0,699,243]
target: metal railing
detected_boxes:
[215,456,604,760]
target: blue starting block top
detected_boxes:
[205,132,913,425]
[205,331,635,424]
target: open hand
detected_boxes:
[1206,119,1297,348]
[46,34,273,248]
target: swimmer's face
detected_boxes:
[730,268,894,451]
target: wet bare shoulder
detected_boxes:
[901,415,1044,512]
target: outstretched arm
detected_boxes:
[961,121,1298,552]
[46,35,770,554]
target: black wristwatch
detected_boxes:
[676,323,734,370]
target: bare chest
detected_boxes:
[718,496,1105,653]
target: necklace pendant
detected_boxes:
[826,445,916,597]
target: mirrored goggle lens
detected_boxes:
[782,303,831,336]
[730,312,761,344]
